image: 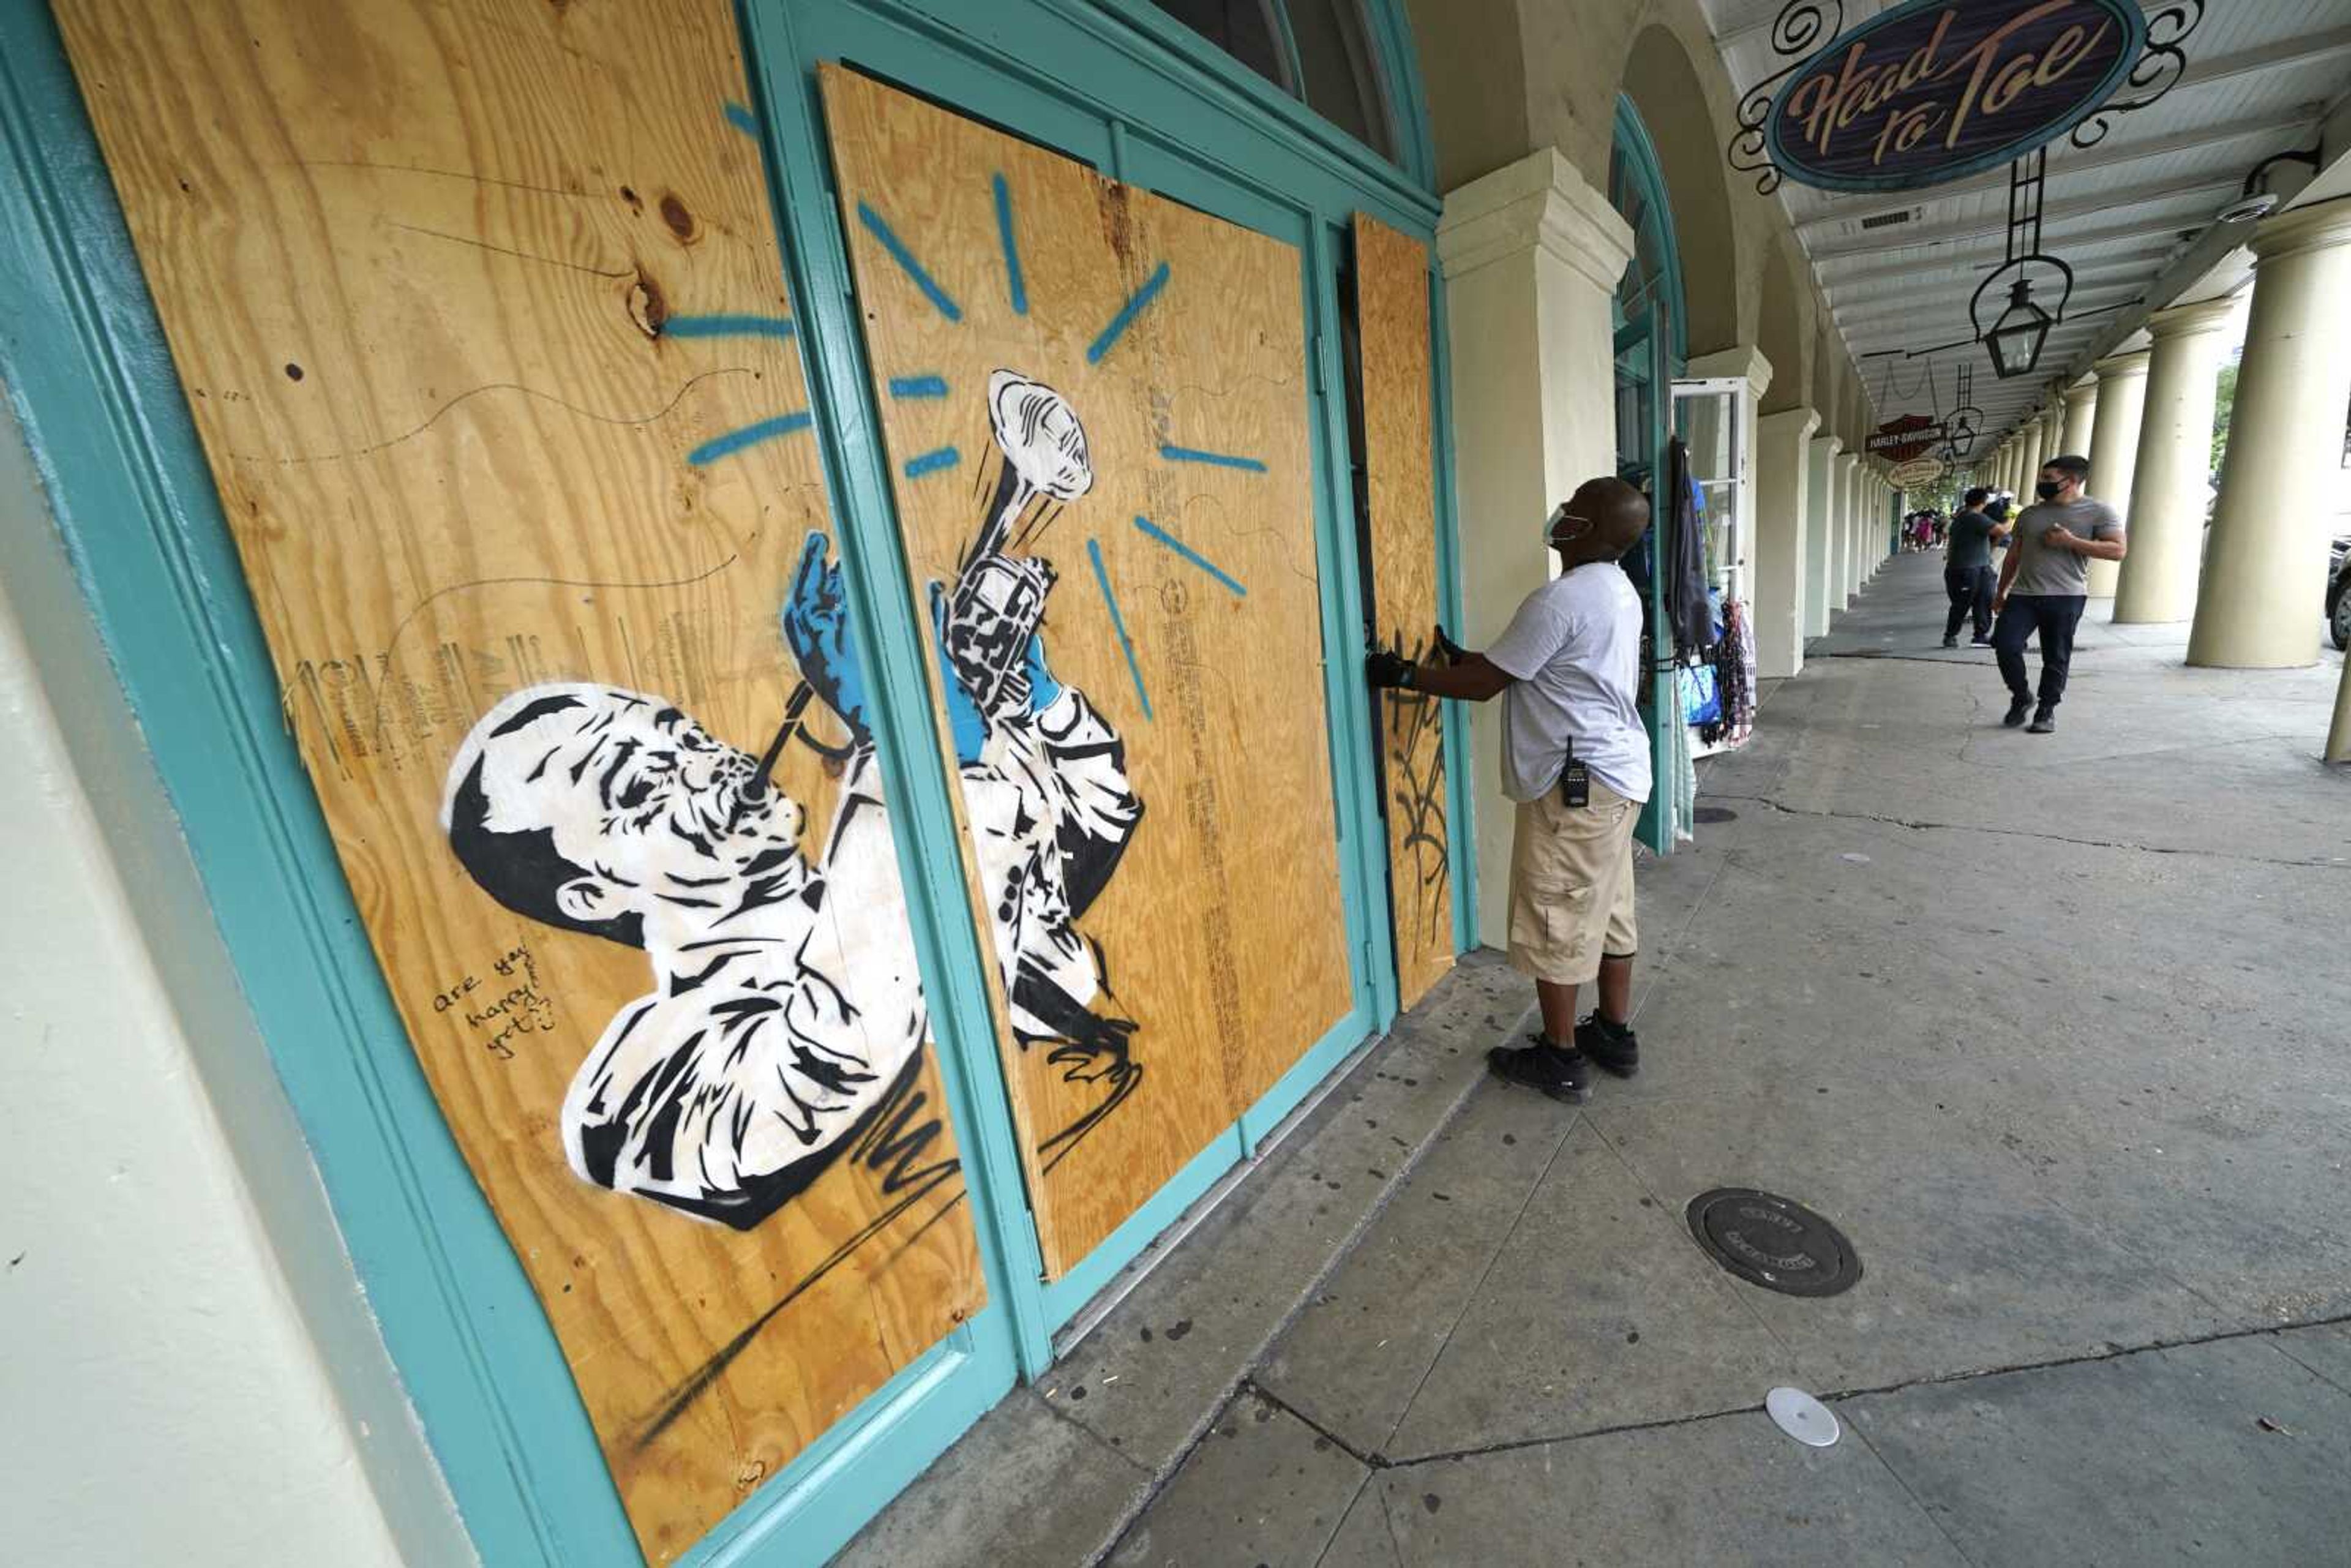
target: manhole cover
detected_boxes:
[1692,806,1738,823]
[1685,1189,1861,1297]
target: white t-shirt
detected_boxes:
[1485,563,1650,805]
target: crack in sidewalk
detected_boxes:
[1703,792,2350,872]
[1329,1307,2351,1474]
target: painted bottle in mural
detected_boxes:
[441,370,1142,1229]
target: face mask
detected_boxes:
[2035,481,2063,500]
[1545,511,1589,547]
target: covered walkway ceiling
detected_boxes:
[1703,0,2351,452]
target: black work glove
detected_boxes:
[1430,624,1466,665]
[1365,648,1414,689]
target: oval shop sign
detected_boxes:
[1764,0,2148,193]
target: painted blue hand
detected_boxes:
[928,583,989,767]
[781,530,871,741]
[1022,633,1062,712]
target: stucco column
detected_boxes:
[2079,351,2149,596]
[1753,406,1816,678]
[1861,471,1878,580]
[1835,452,1861,604]
[2114,298,2237,623]
[1857,464,1875,588]
[2189,200,2351,669]
[1805,433,1840,637]
[2060,377,2098,462]
[2020,416,2045,493]
[1438,147,1636,937]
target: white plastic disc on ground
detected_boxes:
[1765,1386,1840,1447]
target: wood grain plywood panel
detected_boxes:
[53,3,982,1559]
[820,67,1352,1275]
[1353,214,1453,1010]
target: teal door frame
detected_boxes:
[0,0,1462,1564]
[1607,95,1687,856]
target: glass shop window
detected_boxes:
[1147,0,1398,160]
[1150,0,1294,91]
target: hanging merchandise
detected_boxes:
[1665,435,1714,657]
[1679,658,1722,728]
[1696,598,1757,751]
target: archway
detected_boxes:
[1618,24,1739,358]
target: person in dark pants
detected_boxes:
[1941,487,2008,648]
[1990,454,2127,735]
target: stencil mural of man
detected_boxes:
[443,371,1141,1228]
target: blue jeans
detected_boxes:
[1992,594,2086,711]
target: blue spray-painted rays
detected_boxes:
[1087,539,1152,721]
[992,173,1028,317]
[667,313,795,341]
[1087,261,1170,364]
[1158,443,1265,472]
[857,201,962,323]
[1131,516,1245,598]
[688,411,812,466]
[902,446,961,479]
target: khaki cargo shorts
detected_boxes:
[1505,780,1639,987]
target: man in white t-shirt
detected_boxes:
[1367,475,1652,1105]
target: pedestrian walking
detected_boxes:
[1941,487,2008,648]
[1365,475,1652,1105]
[1990,455,2127,733]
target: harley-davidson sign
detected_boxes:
[1765,0,2148,192]
[1867,415,1948,462]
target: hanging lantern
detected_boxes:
[1984,278,2056,379]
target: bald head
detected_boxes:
[1549,476,1649,566]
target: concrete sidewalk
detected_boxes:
[839,553,2351,1568]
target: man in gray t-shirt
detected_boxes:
[1990,454,2126,733]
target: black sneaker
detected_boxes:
[2003,697,2031,727]
[1487,1034,1591,1103]
[1970,636,1993,647]
[1941,636,1959,649]
[1577,1015,1640,1079]
[2027,708,2057,734]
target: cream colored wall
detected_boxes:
[0,392,470,1567]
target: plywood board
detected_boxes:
[1352,214,1454,1009]
[53,3,983,1559]
[820,66,1354,1274]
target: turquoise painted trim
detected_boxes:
[1265,0,1308,100]
[4,7,1035,1566]
[0,5,615,1559]
[1039,1125,1243,1325]
[1302,217,1398,1033]
[1426,260,1477,953]
[6,0,1443,1559]
[1235,1005,1372,1147]
[1082,0,1421,196]
[1038,1003,1371,1326]
[738,1,1057,1381]
[1362,0,1438,192]
[683,1327,1010,1568]
[1610,96,1685,364]
[1610,94,1685,858]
